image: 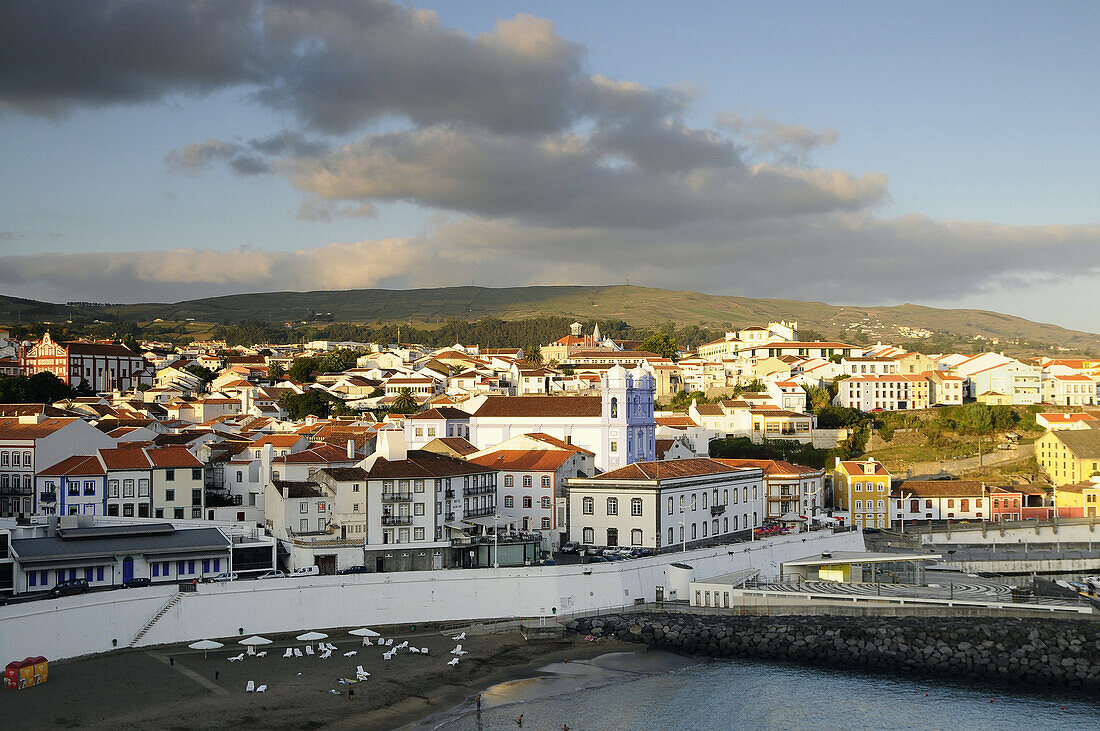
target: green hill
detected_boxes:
[1,286,1097,353]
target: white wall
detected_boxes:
[0,531,863,662]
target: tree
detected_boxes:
[640,333,679,361]
[287,356,320,383]
[185,364,217,383]
[74,378,97,397]
[802,384,833,414]
[524,344,543,366]
[283,391,334,420]
[0,372,73,404]
[389,387,419,415]
[268,361,285,381]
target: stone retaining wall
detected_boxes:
[566,612,1100,690]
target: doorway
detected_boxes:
[122,556,134,583]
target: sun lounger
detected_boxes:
[256,685,267,693]
[246,680,255,692]
[447,658,459,666]
[410,647,420,653]
[451,644,463,655]
[421,647,429,655]
[344,651,357,657]
[362,638,372,646]
[385,638,393,646]
[451,632,465,641]
[283,648,293,658]
[228,653,245,662]
[305,645,314,655]
[293,648,303,657]
[256,651,267,657]
[320,650,331,659]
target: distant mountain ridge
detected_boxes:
[0,285,1096,352]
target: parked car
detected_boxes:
[211,572,238,582]
[256,570,286,580]
[560,541,581,554]
[49,578,89,597]
[122,577,151,589]
[541,559,557,566]
[580,545,602,556]
[290,565,320,576]
[338,565,370,575]
[630,548,654,558]
[586,555,610,563]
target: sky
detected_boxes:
[1,1,1098,332]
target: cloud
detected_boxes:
[165,130,328,175]
[1,216,1097,307]
[718,113,839,163]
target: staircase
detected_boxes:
[129,592,183,648]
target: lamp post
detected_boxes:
[493,513,500,568]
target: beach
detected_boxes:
[3,625,636,730]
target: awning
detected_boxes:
[464,514,516,528]
[444,521,469,531]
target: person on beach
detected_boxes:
[476,694,482,711]
[516,714,523,726]
[348,687,354,702]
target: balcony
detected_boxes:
[710,504,726,517]
[445,512,455,522]
[465,506,495,518]
[39,491,57,504]
[381,515,412,526]
[444,490,455,499]
[463,485,495,497]
[381,491,413,502]
[1,486,32,497]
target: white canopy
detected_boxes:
[348,628,380,637]
[188,639,224,650]
[296,631,328,641]
[239,635,273,646]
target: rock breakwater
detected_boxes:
[566,612,1100,689]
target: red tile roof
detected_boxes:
[98,448,153,470]
[713,458,822,476]
[39,454,104,477]
[146,447,202,468]
[473,396,603,418]
[592,458,756,481]
[469,450,573,472]
[0,417,80,440]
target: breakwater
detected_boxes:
[566,612,1100,690]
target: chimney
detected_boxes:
[347,439,355,460]
[261,443,274,486]
[376,427,407,462]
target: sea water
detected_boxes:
[435,654,1100,731]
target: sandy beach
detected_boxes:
[3,624,636,730]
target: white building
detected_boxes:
[468,364,656,472]
[566,458,764,550]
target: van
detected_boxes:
[49,578,89,597]
[291,565,320,576]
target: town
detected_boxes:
[1,318,1098,598]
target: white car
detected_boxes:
[290,565,320,576]
[211,572,239,582]
[257,570,286,580]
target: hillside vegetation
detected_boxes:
[1,285,1097,354]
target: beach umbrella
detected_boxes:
[188,639,224,659]
[296,631,328,642]
[239,635,272,646]
[348,628,379,637]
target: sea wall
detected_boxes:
[0,530,862,662]
[567,612,1100,689]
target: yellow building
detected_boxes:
[1037,429,1100,486]
[832,458,892,530]
[1053,478,1100,518]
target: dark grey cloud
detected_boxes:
[164,130,328,175]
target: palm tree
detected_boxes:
[525,344,543,366]
[390,387,418,414]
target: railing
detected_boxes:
[381,491,413,501]
[464,485,495,496]
[465,506,495,518]
[381,515,412,526]
[445,512,456,521]
[445,490,455,499]
[710,505,726,517]
[38,491,57,503]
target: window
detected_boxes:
[300,501,308,514]
[541,475,551,488]
[236,470,243,482]
[631,498,643,516]
[414,503,425,516]
[192,488,202,506]
[583,527,594,544]
[606,497,618,515]
[541,496,551,509]
[610,397,618,418]
[504,495,514,508]
[123,479,135,498]
[414,480,425,493]
[702,492,708,509]
[108,480,119,498]
[610,441,617,453]
[854,482,862,492]
[522,496,532,508]
[691,523,697,539]
[166,469,175,481]
[582,497,594,514]
[0,452,6,466]
[414,527,425,540]
[122,504,134,517]
[631,528,643,546]
[855,500,863,510]
[97,567,104,582]
[690,494,697,510]
[668,527,674,544]
[174,508,184,519]
[165,489,175,501]
[541,517,551,530]
[667,497,673,515]
[504,475,514,487]
[138,479,150,497]
[520,475,532,488]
